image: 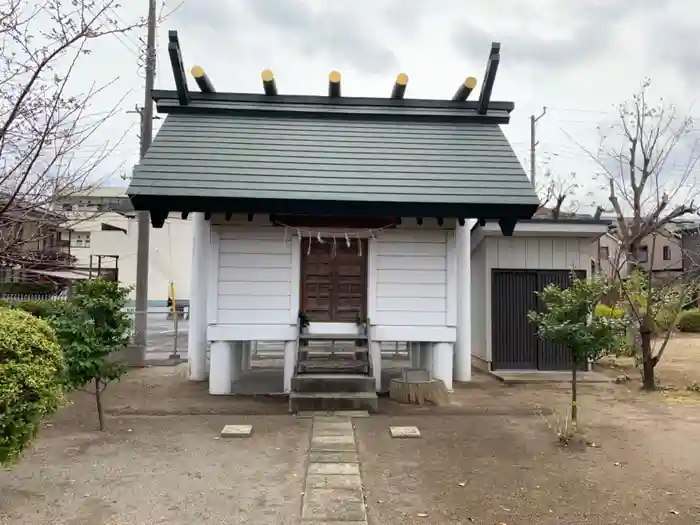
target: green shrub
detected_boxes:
[0,309,64,465]
[678,309,700,333]
[595,304,624,318]
[14,300,70,320]
[0,300,9,309]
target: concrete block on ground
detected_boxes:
[220,424,253,438]
[302,487,367,522]
[389,426,421,438]
[308,462,360,475]
[309,451,359,463]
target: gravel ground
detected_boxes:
[0,415,309,525]
[2,360,700,524]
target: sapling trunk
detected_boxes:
[95,378,105,431]
[571,359,578,424]
[640,313,656,391]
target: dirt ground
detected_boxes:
[596,332,700,394]
[2,358,700,524]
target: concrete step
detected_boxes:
[289,391,378,413]
[292,373,375,393]
[297,359,369,374]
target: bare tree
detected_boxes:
[535,170,584,219]
[0,0,167,282]
[585,79,700,390]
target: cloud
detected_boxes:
[451,0,666,71]
[241,0,398,74]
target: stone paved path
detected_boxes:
[301,415,368,524]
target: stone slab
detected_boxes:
[313,426,355,438]
[302,487,366,522]
[312,423,354,438]
[220,424,253,438]
[311,435,356,451]
[297,410,370,419]
[308,462,360,475]
[309,451,359,463]
[306,474,362,489]
[389,426,421,438]
[302,522,367,525]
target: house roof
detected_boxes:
[127,31,540,233]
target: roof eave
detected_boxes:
[127,193,538,230]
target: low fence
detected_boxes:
[0,291,68,303]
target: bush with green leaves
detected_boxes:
[595,304,625,319]
[529,274,625,430]
[14,300,70,320]
[51,279,132,431]
[0,308,65,465]
[678,309,700,333]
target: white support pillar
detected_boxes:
[410,341,421,368]
[188,212,209,381]
[370,341,382,392]
[455,223,472,382]
[420,341,433,376]
[209,341,232,395]
[230,341,242,382]
[283,340,296,393]
[433,342,454,391]
[241,341,252,371]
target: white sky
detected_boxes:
[71,0,699,213]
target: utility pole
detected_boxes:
[133,0,157,359]
[530,107,547,188]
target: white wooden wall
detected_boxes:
[470,239,488,362]
[485,237,592,270]
[213,224,297,325]
[370,229,455,327]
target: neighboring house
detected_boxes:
[0,198,76,289]
[125,32,606,403]
[53,188,193,302]
[677,221,700,275]
[592,223,684,280]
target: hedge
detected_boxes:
[0,308,65,465]
[14,300,72,320]
[678,309,700,333]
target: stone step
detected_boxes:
[292,373,375,393]
[297,359,369,374]
[289,391,378,413]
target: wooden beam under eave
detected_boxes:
[190,65,216,93]
[261,69,277,96]
[391,73,409,99]
[167,30,190,105]
[328,71,341,97]
[477,42,501,115]
[452,76,477,102]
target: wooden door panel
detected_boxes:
[301,238,367,322]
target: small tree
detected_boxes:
[52,279,131,430]
[0,308,65,465]
[528,274,624,429]
[573,80,700,389]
